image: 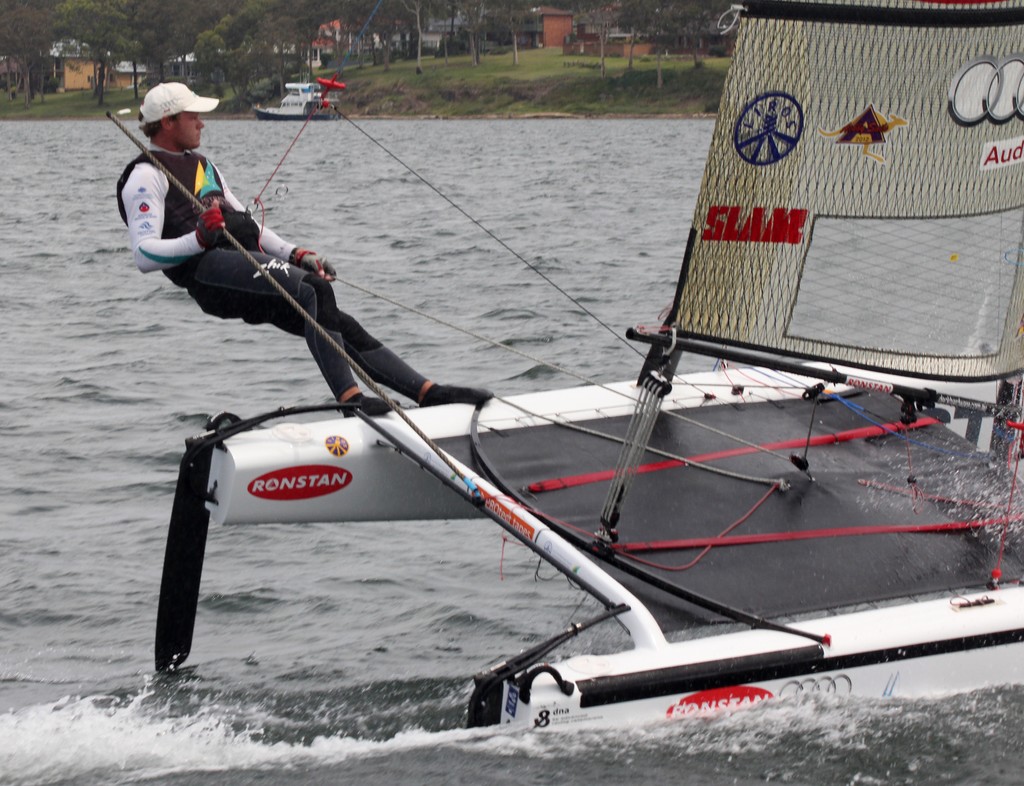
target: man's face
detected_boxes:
[161,111,204,151]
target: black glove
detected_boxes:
[196,205,225,249]
[291,248,336,280]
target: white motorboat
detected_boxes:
[254,82,338,120]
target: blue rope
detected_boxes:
[337,0,388,72]
[731,364,989,460]
[821,391,987,460]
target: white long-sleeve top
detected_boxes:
[120,149,295,273]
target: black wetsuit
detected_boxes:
[117,148,428,400]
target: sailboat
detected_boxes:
[156,0,1024,729]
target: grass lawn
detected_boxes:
[0,47,727,120]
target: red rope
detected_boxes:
[528,417,939,494]
[616,514,1023,555]
[251,102,321,210]
[993,423,1024,583]
[858,478,1023,512]
[616,483,781,571]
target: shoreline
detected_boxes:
[0,110,715,122]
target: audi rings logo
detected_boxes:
[778,674,853,698]
[949,55,1024,125]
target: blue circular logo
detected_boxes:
[734,92,804,166]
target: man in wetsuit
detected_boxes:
[116,82,490,415]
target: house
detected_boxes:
[533,7,573,48]
[50,41,135,91]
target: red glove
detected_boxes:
[196,205,225,249]
[291,248,336,280]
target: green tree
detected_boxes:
[361,0,407,71]
[288,0,335,77]
[212,0,277,101]
[617,0,659,70]
[399,0,433,74]
[56,0,130,104]
[193,29,228,88]
[335,0,371,69]
[456,0,486,66]
[0,0,56,106]
[657,0,723,64]
[578,1,616,77]
[494,0,531,66]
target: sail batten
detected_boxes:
[675,0,1024,380]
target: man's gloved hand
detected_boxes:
[196,205,225,249]
[291,248,337,281]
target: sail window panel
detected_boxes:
[788,212,1020,357]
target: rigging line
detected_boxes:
[108,111,471,489]
[252,108,319,207]
[251,0,387,205]
[337,0,388,72]
[858,479,1024,514]
[492,395,785,488]
[467,397,827,645]
[993,425,1024,583]
[338,274,817,470]
[342,263,813,479]
[336,274,609,384]
[524,416,939,495]
[823,392,988,460]
[341,275,809,393]
[617,514,1024,553]
[332,109,645,359]
[341,275,871,479]
[615,483,781,572]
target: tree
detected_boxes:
[0,0,56,107]
[399,0,432,74]
[617,0,659,71]
[208,0,280,102]
[494,0,531,66]
[656,0,720,65]
[363,0,408,72]
[56,0,130,104]
[288,0,336,77]
[193,29,228,89]
[456,0,486,66]
[337,0,381,69]
[582,2,616,77]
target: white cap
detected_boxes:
[140,82,218,123]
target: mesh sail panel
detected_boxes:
[675,0,1024,380]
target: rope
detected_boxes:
[252,108,319,208]
[493,395,786,488]
[993,422,1024,584]
[617,514,1022,554]
[331,109,644,360]
[615,483,781,571]
[335,275,806,482]
[527,417,939,495]
[250,0,388,206]
[599,371,673,538]
[108,112,474,491]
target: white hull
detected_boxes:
[207,379,645,525]
[502,587,1024,729]
[205,369,997,526]
[183,366,1024,727]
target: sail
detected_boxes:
[675,0,1024,381]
